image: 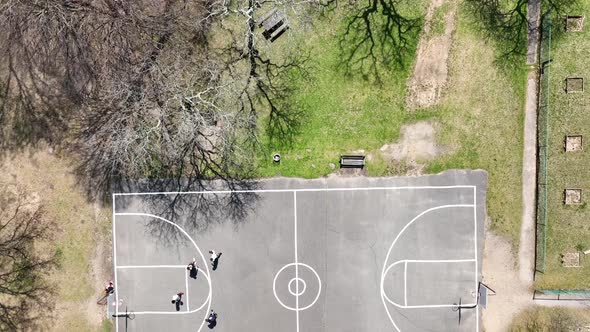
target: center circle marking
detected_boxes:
[288,277,306,296]
[272,262,322,312]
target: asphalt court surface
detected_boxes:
[112,170,487,331]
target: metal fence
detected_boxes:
[534,289,590,301]
[535,16,552,273]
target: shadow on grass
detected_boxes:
[464,0,583,66]
[337,0,424,83]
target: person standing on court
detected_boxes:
[205,309,218,327]
[209,250,222,270]
[187,258,198,279]
[171,292,184,311]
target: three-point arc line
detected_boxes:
[380,203,479,332]
[112,213,212,329]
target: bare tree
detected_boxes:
[0,185,57,331]
[0,0,308,201]
[0,0,210,150]
[204,0,314,146]
[75,50,260,198]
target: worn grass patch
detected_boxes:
[509,306,590,331]
[101,319,114,332]
[536,2,590,289]
[430,2,453,37]
[425,4,526,245]
[0,149,111,331]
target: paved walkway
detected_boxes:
[519,70,538,285]
[526,0,541,65]
[518,0,541,286]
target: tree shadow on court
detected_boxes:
[114,177,260,245]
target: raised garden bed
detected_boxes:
[565,135,583,152]
[564,188,583,205]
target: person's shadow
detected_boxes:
[190,266,198,279]
[207,320,217,329]
[212,253,222,271]
[173,300,183,311]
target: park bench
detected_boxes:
[259,8,289,42]
[340,155,365,168]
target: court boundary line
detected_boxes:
[112,194,119,332]
[113,185,479,332]
[116,265,187,269]
[113,185,475,196]
[473,186,479,332]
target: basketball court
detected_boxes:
[111,170,487,331]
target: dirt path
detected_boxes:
[482,227,532,332]
[527,0,541,65]
[406,0,457,109]
[518,70,538,285]
[519,0,541,286]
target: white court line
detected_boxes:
[113,185,476,196]
[379,204,476,332]
[473,186,479,332]
[382,259,478,308]
[404,261,407,307]
[393,259,476,264]
[112,194,119,332]
[112,212,212,332]
[116,265,186,269]
[185,269,190,312]
[293,191,300,332]
[400,303,477,309]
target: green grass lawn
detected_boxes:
[535,4,590,289]
[255,5,430,178]
[429,2,453,38]
[256,3,526,246]
[509,305,590,331]
[424,5,526,244]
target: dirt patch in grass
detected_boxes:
[565,135,583,151]
[566,16,585,32]
[566,77,584,93]
[564,188,582,205]
[379,121,446,174]
[562,251,581,267]
[406,0,457,109]
[509,306,590,331]
[0,148,112,331]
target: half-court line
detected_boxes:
[293,191,300,332]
